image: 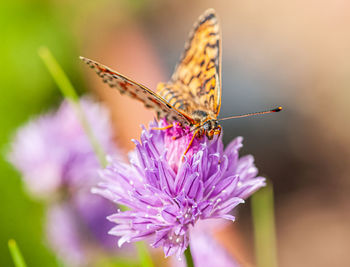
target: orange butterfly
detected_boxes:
[81,9,281,154]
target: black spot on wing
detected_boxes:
[206,40,219,49]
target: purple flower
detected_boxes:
[8,97,120,265]
[189,230,240,267]
[8,96,117,197]
[171,219,240,266]
[46,203,86,265]
[46,195,118,266]
[172,231,239,267]
[94,119,265,259]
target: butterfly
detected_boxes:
[80,9,281,154]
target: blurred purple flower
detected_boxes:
[171,219,240,267]
[94,119,265,259]
[46,193,118,266]
[189,231,239,267]
[46,203,86,265]
[8,97,117,197]
[8,97,120,266]
[172,231,239,267]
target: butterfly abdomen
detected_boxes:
[157,82,190,113]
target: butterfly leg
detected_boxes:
[152,124,174,131]
[214,125,222,137]
[182,129,199,160]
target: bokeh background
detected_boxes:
[1,0,350,266]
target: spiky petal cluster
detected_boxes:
[95,119,266,258]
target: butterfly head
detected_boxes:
[202,119,221,140]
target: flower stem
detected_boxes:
[38,46,107,167]
[184,244,195,267]
[8,239,27,267]
[135,242,154,267]
[38,46,154,267]
[251,183,278,267]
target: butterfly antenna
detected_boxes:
[218,106,282,121]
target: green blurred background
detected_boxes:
[0,1,83,266]
[1,0,350,266]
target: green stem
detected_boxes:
[8,239,27,267]
[251,183,278,267]
[134,242,154,267]
[38,46,107,167]
[38,46,154,267]
[184,244,194,267]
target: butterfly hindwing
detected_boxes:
[80,57,194,126]
[164,8,221,117]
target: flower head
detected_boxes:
[8,96,120,266]
[95,119,265,258]
[8,96,116,197]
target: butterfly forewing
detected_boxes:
[162,8,221,118]
[81,8,222,130]
[80,57,193,126]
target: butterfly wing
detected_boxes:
[162,8,221,117]
[156,81,196,116]
[80,57,194,126]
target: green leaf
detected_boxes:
[38,46,79,101]
[8,239,27,267]
[251,183,278,267]
[38,46,107,167]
